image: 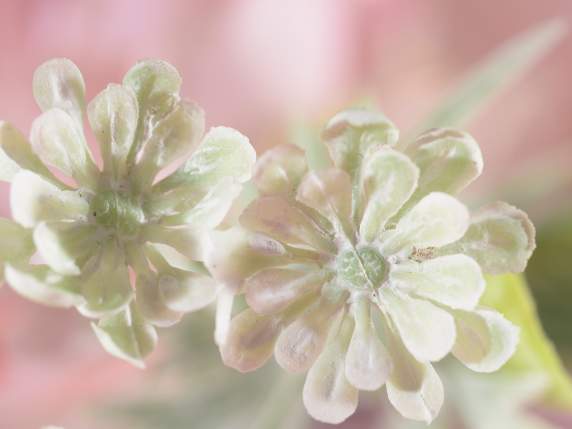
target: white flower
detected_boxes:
[210,109,535,424]
[0,58,255,367]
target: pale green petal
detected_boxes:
[92,304,158,368]
[221,308,282,372]
[205,227,293,293]
[4,263,83,308]
[245,267,328,315]
[135,272,182,327]
[387,362,444,424]
[275,295,344,372]
[157,267,217,313]
[381,192,469,256]
[240,195,336,254]
[254,144,308,195]
[33,221,97,276]
[156,126,255,193]
[453,308,519,373]
[322,108,399,176]
[142,224,207,262]
[358,148,419,242]
[380,288,456,362]
[303,314,358,424]
[0,218,34,264]
[0,121,55,182]
[134,101,205,186]
[403,129,483,210]
[33,58,86,124]
[10,170,89,228]
[390,254,485,310]
[345,298,392,391]
[441,202,535,274]
[30,108,98,188]
[296,168,353,238]
[87,83,138,177]
[77,244,133,317]
[385,327,444,423]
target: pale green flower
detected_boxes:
[0,58,255,367]
[210,109,535,424]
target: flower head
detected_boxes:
[211,109,535,423]
[0,58,255,366]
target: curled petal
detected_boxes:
[296,168,353,238]
[345,298,392,391]
[453,309,519,373]
[303,314,358,424]
[441,202,535,274]
[33,58,86,124]
[11,170,88,228]
[143,224,207,262]
[0,218,34,265]
[275,294,344,372]
[240,195,336,254]
[92,304,158,368]
[254,144,308,195]
[33,221,97,276]
[245,267,328,315]
[5,263,83,308]
[390,254,485,310]
[123,59,181,104]
[157,126,255,193]
[0,121,54,182]
[403,129,483,209]
[135,272,182,327]
[381,192,469,256]
[358,148,419,242]
[88,84,138,178]
[158,268,217,313]
[380,288,456,362]
[322,108,399,176]
[221,308,282,372]
[30,108,98,188]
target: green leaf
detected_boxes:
[482,273,572,410]
[412,19,566,134]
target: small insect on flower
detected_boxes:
[210,109,535,424]
[0,58,255,367]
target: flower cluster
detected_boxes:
[210,110,535,423]
[0,58,255,367]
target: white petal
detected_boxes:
[254,144,308,195]
[322,109,399,175]
[33,221,97,276]
[245,267,328,315]
[275,295,344,372]
[345,298,392,390]
[87,84,138,178]
[240,195,336,254]
[387,363,444,424]
[135,272,182,327]
[221,308,282,372]
[33,58,86,124]
[10,170,88,228]
[157,126,255,193]
[380,288,456,362]
[123,59,181,102]
[143,224,207,262]
[5,263,83,308]
[215,290,234,346]
[303,314,358,424]
[158,267,217,313]
[30,108,98,188]
[0,218,34,263]
[441,202,536,274]
[0,121,54,182]
[381,192,469,256]
[358,148,419,242]
[453,309,519,373]
[296,168,353,238]
[92,304,158,368]
[390,254,485,310]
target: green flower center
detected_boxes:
[336,246,388,289]
[90,190,145,238]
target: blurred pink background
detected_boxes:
[1,1,571,428]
